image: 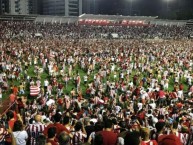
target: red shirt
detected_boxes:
[103,97,109,104]
[138,111,145,120]
[13,86,18,95]
[8,119,16,130]
[46,139,59,145]
[13,111,18,121]
[183,121,190,128]
[177,103,183,108]
[9,94,16,103]
[158,90,165,98]
[98,130,118,145]
[57,98,63,105]
[58,83,63,89]
[179,84,184,90]
[43,123,70,138]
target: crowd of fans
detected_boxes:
[0,20,193,145]
[0,21,193,39]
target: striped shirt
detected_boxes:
[93,96,99,105]
[26,122,46,145]
[167,131,187,145]
[30,85,40,96]
[172,114,178,120]
[72,130,87,145]
[113,125,121,133]
[182,133,189,145]
[173,132,184,144]
[0,127,8,142]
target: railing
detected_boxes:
[186,21,193,26]
[0,15,37,21]
[1,101,16,116]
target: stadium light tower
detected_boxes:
[164,0,173,18]
[164,0,174,18]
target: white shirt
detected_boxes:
[138,103,143,110]
[149,103,156,110]
[177,90,183,99]
[128,82,133,88]
[120,73,124,78]
[115,106,121,114]
[44,80,49,86]
[13,131,28,145]
[84,75,88,81]
[46,99,55,106]
[141,92,149,100]
[90,118,98,124]
[190,112,193,118]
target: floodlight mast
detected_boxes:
[165,0,173,19]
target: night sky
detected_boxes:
[96,0,193,19]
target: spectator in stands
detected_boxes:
[140,127,158,145]
[58,132,70,145]
[46,127,58,145]
[36,135,47,145]
[63,116,73,133]
[43,112,72,140]
[154,121,166,143]
[84,117,95,142]
[4,110,16,145]
[159,134,183,145]
[124,131,141,145]
[157,86,166,106]
[94,133,103,145]
[72,121,87,145]
[87,122,104,144]
[1,20,193,145]
[26,115,46,145]
[0,120,9,144]
[12,120,28,145]
[9,93,16,105]
[98,119,118,145]
[6,111,16,130]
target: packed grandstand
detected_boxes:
[0,14,193,145]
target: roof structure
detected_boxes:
[79,13,158,21]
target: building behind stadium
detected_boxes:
[0,0,83,16]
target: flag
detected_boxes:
[30,85,40,96]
